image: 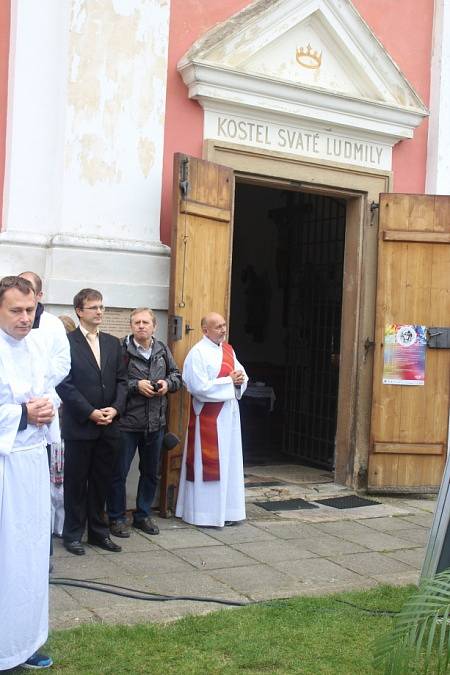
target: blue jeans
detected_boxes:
[107,429,164,523]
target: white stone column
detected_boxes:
[426,0,450,194]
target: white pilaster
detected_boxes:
[1,0,171,310]
[426,0,450,194]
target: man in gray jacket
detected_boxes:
[107,307,181,537]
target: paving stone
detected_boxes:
[385,547,426,569]
[292,578,379,596]
[200,522,278,544]
[273,557,365,585]
[151,515,191,531]
[142,569,248,602]
[273,503,412,524]
[393,527,430,546]
[299,533,369,556]
[50,609,97,630]
[358,516,427,533]
[313,520,412,551]
[62,584,164,612]
[50,585,83,611]
[401,514,434,528]
[173,545,256,570]
[115,549,195,576]
[253,522,325,540]
[231,540,317,564]
[382,498,436,514]
[245,502,280,520]
[50,551,125,580]
[371,571,420,586]
[209,564,304,600]
[156,528,223,550]
[108,532,162,553]
[93,601,234,626]
[329,551,414,577]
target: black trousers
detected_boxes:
[63,436,120,542]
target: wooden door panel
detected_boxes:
[368,194,450,491]
[159,154,234,516]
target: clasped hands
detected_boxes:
[230,369,245,386]
[26,397,56,427]
[89,407,118,426]
[137,379,168,398]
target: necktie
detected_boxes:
[86,332,101,367]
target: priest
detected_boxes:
[176,312,248,527]
[0,276,56,671]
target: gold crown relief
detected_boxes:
[296,43,322,69]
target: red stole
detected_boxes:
[186,342,234,482]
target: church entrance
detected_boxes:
[230,181,346,473]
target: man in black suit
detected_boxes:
[56,288,127,555]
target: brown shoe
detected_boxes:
[133,517,159,535]
[110,520,131,538]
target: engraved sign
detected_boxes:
[204,112,391,170]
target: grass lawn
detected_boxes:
[45,585,415,674]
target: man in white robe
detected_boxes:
[176,312,248,527]
[0,276,56,671]
[19,271,70,390]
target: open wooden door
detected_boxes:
[159,154,234,516]
[368,194,450,491]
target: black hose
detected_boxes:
[50,578,401,615]
[50,577,252,607]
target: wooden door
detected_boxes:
[368,194,450,491]
[159,154,234,516]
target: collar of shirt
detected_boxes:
[133,336,153,359]
[79,324,99,340]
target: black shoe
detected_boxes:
[133,517,159,535]
[64,540,85,555]
[109,520,131,538]
[224,521,238,527]
[87,535,122,552]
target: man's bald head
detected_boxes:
[19,271,43,299]
[201,312,227,345]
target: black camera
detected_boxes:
[150,380,162,392]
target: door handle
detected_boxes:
[185,323,195,335]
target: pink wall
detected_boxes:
[0,1,10,230]
[161,0,249,243]
[352,0,433,192]
[161,0,433,243]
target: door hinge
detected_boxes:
[363,337,375,362]
[179,156,189,198]
[369,201,379,226]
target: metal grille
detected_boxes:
[283,193,346,469]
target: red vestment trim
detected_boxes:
[186,342,234,482]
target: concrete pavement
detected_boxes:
[50,465,436,630]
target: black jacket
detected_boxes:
[119,335,182,433]
[56,328,128,440]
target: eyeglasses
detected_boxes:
[82,305,105,312]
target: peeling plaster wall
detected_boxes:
[64,0,170,241]
[1,0,171,311]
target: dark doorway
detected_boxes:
[229,182,346,470]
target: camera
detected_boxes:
[150,380,162,392]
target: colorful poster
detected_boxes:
[383,324,427,386]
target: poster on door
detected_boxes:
[382,324,427,385]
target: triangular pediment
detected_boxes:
[179,0,428,147]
